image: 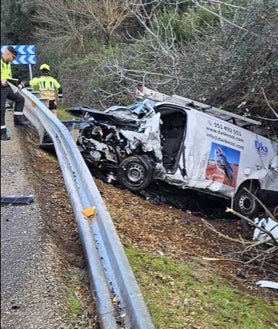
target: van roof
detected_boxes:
[168,94,261,128]
[134,86,272,136]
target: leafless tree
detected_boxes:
[32,0,277,128]
[33,0,136,53]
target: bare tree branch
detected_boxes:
[261,87,278,119]
[192,0,257,35]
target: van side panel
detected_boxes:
[169,110,278,198]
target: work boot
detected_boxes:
[1,132,11,141]
[14,115,30,126]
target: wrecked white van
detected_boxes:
[74,87,278,218]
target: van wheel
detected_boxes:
[117,155,153,192]
[234,185,259,218]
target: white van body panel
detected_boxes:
[161,107,278,199]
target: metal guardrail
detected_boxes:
[19,87,155,329]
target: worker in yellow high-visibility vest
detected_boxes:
[20,63,63,116]
[1,46,29,141]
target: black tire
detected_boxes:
[234,184,260,218]
[117,155,153,192]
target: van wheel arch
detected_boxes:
[234,180,261,218]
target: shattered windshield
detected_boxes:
[105,100,157,121]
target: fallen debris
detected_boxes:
[0,194,34,205]
[256,280,278,290]
[253,217,278,243]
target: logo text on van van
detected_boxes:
[255,139,268,156]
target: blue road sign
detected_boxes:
[12,55,37,64]
[1,45,37,64]
[1,45,36,55]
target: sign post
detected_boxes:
[1,45,37,79]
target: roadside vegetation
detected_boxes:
[68,282,83,319]
[57,106,76,121]
[126,247,277,329]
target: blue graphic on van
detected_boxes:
[255,140,268,156]
[206,142,240,187]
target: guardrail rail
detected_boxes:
[18,86,155,329]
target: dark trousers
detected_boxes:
[49,100,57,110]
[1,86,25,128]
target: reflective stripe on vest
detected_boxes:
[39,79,55,91]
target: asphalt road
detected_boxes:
[1,110,73,329]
